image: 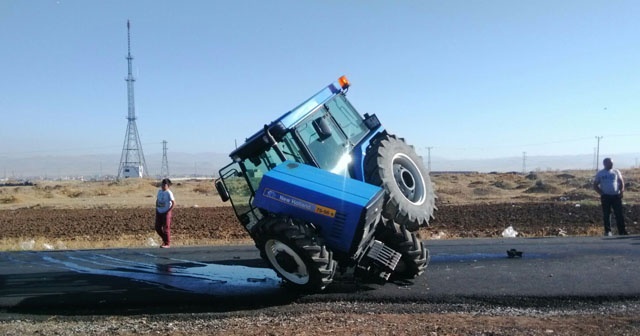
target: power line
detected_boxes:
[432,133,640,152]
[0,142,170,156]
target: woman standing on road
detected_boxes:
[155,178,175,248]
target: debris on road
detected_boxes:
[507,249,523,258]
[502,226,518,238]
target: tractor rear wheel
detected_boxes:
[376,218,429,279]
[254,216,336,291]
[365,133,436,231]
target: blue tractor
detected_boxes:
[215,76,435,291]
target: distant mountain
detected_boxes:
[1,151,637,180]
[429,153,639,173]
[0,152,230,180]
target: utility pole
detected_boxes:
[595,136,603,172]
[522,152,526,174]
[425,147,433,172]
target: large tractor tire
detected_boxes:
[252,216,337,292]
[365,133,436,232]
[376,218,429,279]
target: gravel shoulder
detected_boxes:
[2,301,640,335]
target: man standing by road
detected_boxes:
[593,158,628,236]
[155,178,175,248]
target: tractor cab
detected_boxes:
[216,76,383,228]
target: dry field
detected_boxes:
[1,170,640,251]
[2,170,640,335]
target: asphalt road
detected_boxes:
[1,235,639,314]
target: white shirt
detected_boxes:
[594,169,623,196]
[156,189,175,213]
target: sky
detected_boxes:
[1,0,639,169]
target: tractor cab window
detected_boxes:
[325,94,369,145]
[296,110,351,174]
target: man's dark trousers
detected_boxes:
[601,194,627,235]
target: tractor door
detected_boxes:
[218,161,264,230]
[323,94,370,145]
[293,94,375,177]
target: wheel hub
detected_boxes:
[392,153,426,205]
[275,250,299,273]
[264,239,310,284]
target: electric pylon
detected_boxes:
[160,140,170,178]
[117,20,148,179]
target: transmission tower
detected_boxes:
[160,140,170,178]
[117,20,148,179]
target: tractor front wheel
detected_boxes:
[376,218,429,279]
[254,216,336,292]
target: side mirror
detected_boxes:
[312,117,332,141]
[215,179,230,202]
[363,113,381,130]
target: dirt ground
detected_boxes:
[2,170,639,249]
[1,171,640,335]
[2,202,638,249]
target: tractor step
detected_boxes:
[365,240,402,275]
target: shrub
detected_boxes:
[524,180,560,193]
[193,183,213,194]
[94,187,110,196]
[0,195,19,204]
[493,180,517,190]
[61,187,84,198]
